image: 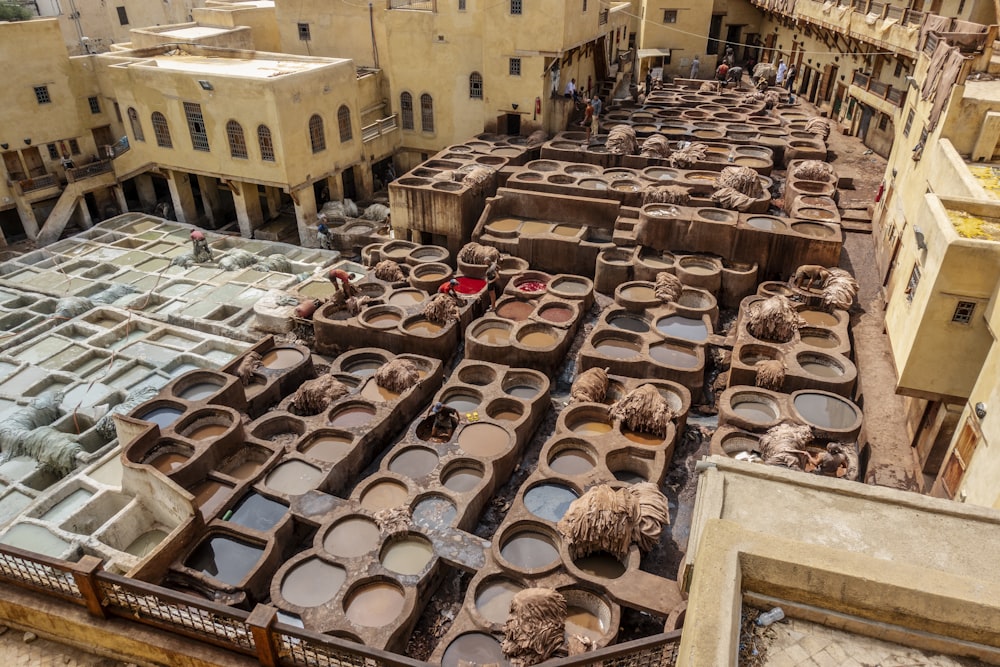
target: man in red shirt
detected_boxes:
[328,268,354,297]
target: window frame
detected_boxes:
[34,86,51,105]
[509,58,522,76]
[510,0,522,15]
[400,92,414,130]
[952,301,977,324]
[226,120,248,159]
[337,105,353,142]
[88,96,101,114]
[663,9,677,23]
[470,72,483,99]
[151,111,173,148]
[183,102,210,152]
[258,125,275,162]
[116,5,129,25]
[298,22,311,41]
[127,107,145,142]
[420,93,434,133]
[309,114,326,153]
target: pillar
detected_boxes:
[197,175,222,226]
[113,185,128,216]
[326,174,344,203]
[14,196,39,240]
[264,186,282,220]
[166,170,198,224]
[354,164,375,201]
[134,173,157,211]
[77,198,93,229]
[293,184,318,246]
[233,180,264,238]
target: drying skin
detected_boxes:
[757,422,815,470]
[361,203,390,223]
[764,90,781,108]
[55,296,92,319]
[642,184,690,206]
[501,588,567,666]
[283,373,349,416]
[458,241,501,266]
[610,384,673,437]
[319,198,358,219]
[791,159,835,182]
[422,293,459,324]
[668,142,709,168]
[95,386,159,439]
[820,442,860,481]
[639,134,671,159]
[627,482,672,552]
[604,125,639,155]
[374,505,412,536]
[745,295,804,343]
[569,367,609,403]
[717,165,764,199]
[373,259,405,283]
[558,485,638,561]
[0,395,80,477]
[526,129,549,147]
[698,81,717,93]
[345,295,370,317]
[254,255,292,273]
[654,272,683,303]
[217,249,258,271]
[805,116,832,140]
[235,351,262,385]
[374,358,420,393]
[711,187,756,212]
[754,359,786,391]
[461,165,495,187]
[822,268,859,311]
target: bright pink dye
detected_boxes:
[517,281,547,292]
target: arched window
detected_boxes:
[128,107,144,142]
[309,114,325,153]
[470,72,483,99]
[151,112,172,148]
[420,94,434,133]
[226,120,248,159]
[257,125,275,162]
[400,92,414,130]
[337,105,353,142]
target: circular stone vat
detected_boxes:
[472,321,511,345]
[548,276,590,296]
[397,177,429,186]
[475,578,525,625]
[432,181,463,192]
[573,551,626,579]
[611,179,642,192]
[360,378,401,403]
[618,283,656,302]
[523,483,579,522]
[538,303,574,324]
[718,431,762,458]
[548,443,597,475]
[677,288,716,310]
[329,404,376,428]
[526,159,560,172]
[442,633,509,667]
[800,309,839,326]
[563,589,613,643]
[412,495,458,529]
[566,406,613,435]
[621,429,664,446]
[404,318,444,336]
[578,179,608,191]
[642,204,679,218]
[608,313,650,333]
[281,558,346,607]
[514,172,543,182]
[793,391,860,431]
[388,447,439,478]
[797,353,845,378]
[456,364,497,386]
[344,581,405,627]
[656,315,709,342]
[502,372,543,399]
[265,460,323,495]
[380,534,434,575]
[341,353,388,377]
[299,431,353,462]
[442,461,484,492]
[639,250,674,269]
[143,442,192,474]
[175,376,224,401]
[457,423,511,457]
[360,480,409,511]
[516,325,559,349]
[323,517,382,558]
[138,404,185,429]
[486,398,524,423]
[546,174,575,185]
[678,256,721,276]
[791,222,836,238]
[443,389,482,413]
[739,344,781,366]
[496,299,535,321]
[486,217,522,233]
[261,347,305,370]
[565,164,601,175]
[745,216,786,231]
[730,392,780,424]
[499,528,560,571]
[649,342,700,368]
[411,263,451,284]
[361,307,404,330]
[799,328,840,349]
[593,333,642,359]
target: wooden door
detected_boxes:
[92,126,114,157]
[2,151,26,181]
[22,147,46,177]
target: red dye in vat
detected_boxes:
[439,277,486,294]
[517,281,547,293]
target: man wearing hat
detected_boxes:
[317,222,333,250]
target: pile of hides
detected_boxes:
[235,351,262,385]
[717,166,764,199]
[320,199,359,220]
[753,62,777,80]
[758,423,814,470]
[822,268,859,310]
[655,272,683,303]
[90,284,136,305]
[0,395,80,477]
[218,249,259,272]
[527,130,548,147]
[373,260,405,282]
[642,185,689,206]
[501,588,567,666]
[639,135,671,159]
[754,359,786,391]
[95,386,159,440]
[764,90,781,108]
[669,142,708,168]
[745,295,803,343]
[374,506,411,535]
[698,81,717,93]
[628,482,671,552]
[422,293,459,324]
[791,160,834,182]
[346,295,370,316]
[374,358,420,393]
[557,483,671,559]
[361,203,390,223]
[284,373,350,416]
[570,367,608,403]
[711,187,756,212]
[170,253,194,268]
[255,255,292,273]
[743,91,765,102]
[610,384,673,437]
[461,166,495,187]
[458,242,501,266]
[55,297,92,319]
[805,117,832,140]
[605,125,638,155]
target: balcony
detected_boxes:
[66,159,114,183]
[17,174,58,194]
[362,114,399,142]
[849,70,906,116]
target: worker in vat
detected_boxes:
[190,229,213,263]
[439,277,461,301]
[428,402,460,440]
[328,267,355,298]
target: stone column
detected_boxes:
[113,184,129,216]
[354,164,375,201]
[76,197,93,229]
[264,186,282,220]
[293,184,318,246]
[166,170,198,224]
[233,180,264,238]
[326,174,344,203]
[14,196,39,240]
[197,175,222,226]
[134,173,157,211]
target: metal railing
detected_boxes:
[851,70,905,107]
[66,159,113,183]
[362,114,399,142]
[0,544,682,667]
[386,0,435,9]
[17,174,58,193]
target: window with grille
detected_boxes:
[298,22,310,41]
[116,6,129,24]
[582,0,587,11]
[420,94,434,132]
[152,112,172,148]
[183,102,209,151]
[128,107,144,142]
[88,96,100,114]
[905,264,921,302]
[226,120,247,158]
[34,86,51,104]
[309,114,325,153]
[400,93,414,130]
[258,125,275,162]
[337,106,352,142]
[46,144,59,160]
[69,138,80,155]
[459,0,466,8]
[878,114,889,131]
[663,9,677,22]
[509,58,521,76]
[903,108,914,137]
[470,72,483,99]
[952,301,976,324]
[510,0,521,14]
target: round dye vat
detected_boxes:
[800,330,839,349]
[412,496,458,529]
[178,381,222,401]
[731,396,779,424]
[521,222,553,235]
[549,449,596,475]
[793,392,858,430]
[417,271,449,283]
[500,532,560,570]
[457,423,511,457]
[613,469,647,484]
[553,224,581,235]
[344,583,405,627]
[574,552,626,579]
[388,448,439,478]
[539,306,573,323]
[148,451,188,473]
[186,423,229,440]
[281,558,346,607]
[380,536,434,575]
[445,393,481,413]
[329,405,376,428]
[487,217,522,233]
[571,419,612,435]
[387,290,425,306]
[476,326,510,345]
[139,406,183,429]
[324,518,380,557]
[442,466,483,492]
[442,633,509,667]
[595,339,640,359]
[518,330,557,348]
[792,222,836,238]
[365,312,402,329]
[650,343,700,368]
[505,385,538,399]
[800,310,839,326]
[609,315,649,333]
[405,320,444,335]
[799,357,845,378]
[656,316,709,342]
[301,434,352,462]
[523,484,579,522]
[475,580,524,625]
[678,257,719,274]
[549,278,589,295]
[454,277,486,294]
[360,481,409,511]
[343,359,384,377]
[496,301,535,321]
[620,285,655,301]
[492,410,522,422]
[622,430,663,446]
[265,461,323,495]
[261,348,304,370]
[565,604,607,641]
[516,280,547,293]
[228,493,287,532]
[185,536,263,586]
[746,216,784,231]
[361,380,401,403]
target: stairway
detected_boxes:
[35,171,116,246]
